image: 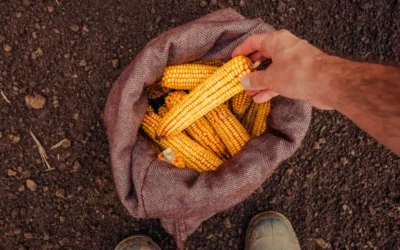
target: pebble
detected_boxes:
[117,16,124,23]
[11,208,19,218]
[59,216,66,223]
[9,134,21,144]
[18,185,25,192]
[25,94,46,109]
[315,238,330,249]
[26,179,38,192]
[239,0,245,7]
[23,0,31,6]
[22,170,31,178]
[59,238,68,246]
[43,232,50,240]
[307,6,313,11]
[79,60,87,67]
[57,163,68,171]
[340,157,349,165]
[210,0,217,6]
[15,12,22,18]
[3,44,13,52]
[77,186,83,192]
[276,0,286,14]
[56,188,65,198]
[14,229,22,235]
[72,161,81,172]
[224,218,232,229]
[7,169,17,177]
[47,6,54,12]
[112,59,119,68]
[24,232,33,239]
[70,24,80,32]
[200,0,208,7]
[64,53,70,59]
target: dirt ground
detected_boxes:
[0,0,399,249]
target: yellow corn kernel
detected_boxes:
[161,64,219,90]
[141,109,222,172]
[191,59,225,66]
[158,56,258,137]
[157,105,169,117]
[146,82,171,99]
[231,91,252,117]
[165,91,229,159]
[251,101,271,136]
[157,148,185,168]
[242,102,259,133]
[206,104,250,156]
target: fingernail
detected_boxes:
[241,75,250,88]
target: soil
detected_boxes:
[0,0,399,250]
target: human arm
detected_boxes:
[232,30,400,154]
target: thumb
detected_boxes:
[240,68,277,91]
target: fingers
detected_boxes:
[245,90,259,96]
[253,90,279,103]
[249,51,267,62]
[241,70,276,91]
[232,33,273,58]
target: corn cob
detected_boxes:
[161,64,219,90]
[231,91,252,117]
[146,82,171,99]
[242,102,259,133]
[165,91,229,159]
[158,56,258,137]
[158,148,185,168]
[191,59,225,66]
[141,109,222,172]
[205,104,250,156]
[157,105,169,117]
[251,101,271,136]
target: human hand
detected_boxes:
[232,30,334,110]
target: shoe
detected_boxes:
[245,211,301,250]
[114,235,161,250]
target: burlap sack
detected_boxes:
[104,8,312,249]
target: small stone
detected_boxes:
[350,149,355,155]
[11,208,20,218]
[59,238,68,246]
[57,163,68,171]
[64,53,70,59]
[26,179,37,192]
[340,157,349,165]
[82,25,89,33]
[210,0,217,5]
[315,238,329,249]
[32,32,38,39]
[155,16,162,25]
[56,188,65,198]
[47,6,54,12]
[276,1,286,14]
[25,94,46,109]
[9,134,21,144]
[53,99,59,108]
[14,228,22,235]
[307,6,313,11]
[17,166,23,172]
[73,113,79,119]
[18,185,25,192]
[24,232,33,239]
[105,81,111,88]
[239,0,245,7]
[8,169,17,177]
[72,161,81,172]
[53,28,60,34]
[16,12,22,18]
[79,60,87,67]
[112,59,119,68]
[200,0,208,7]
[43,186,49,192]
[224,218,232,229]
[23,0,31,6]
[70,24,80,32]
[77,186,83,192]
[3,44,12,52]
[43,232,50,240]
[117,16,124,23]
[59,216,66,223]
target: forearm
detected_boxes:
[321,56,400,154]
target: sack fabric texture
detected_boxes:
[104,8,312,249]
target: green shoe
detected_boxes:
[114,235,161,250]
[245,211,301,250]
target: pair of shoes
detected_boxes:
[115,212,300,250]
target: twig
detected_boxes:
[50,138,70,149]
[55,0,60,6]
[1,90,11,104]
[29,129,54,171]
